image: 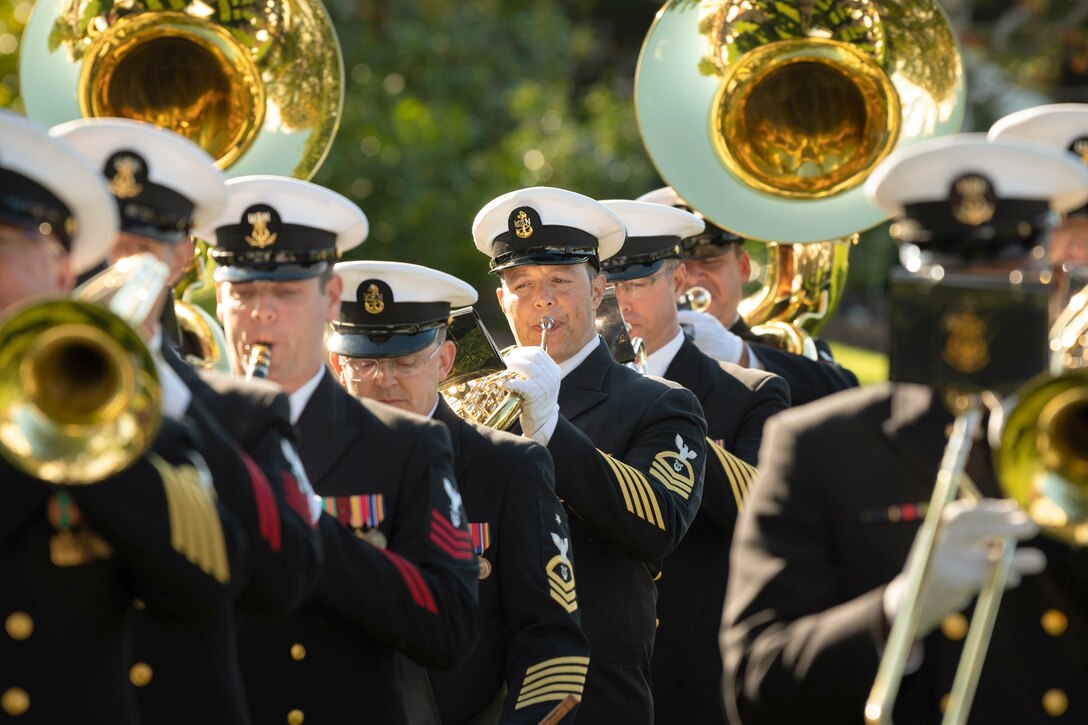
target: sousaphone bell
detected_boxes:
[635,0,966,243]
[19,0,343,179]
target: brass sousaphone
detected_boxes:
[19,0,343,180]
[636,0,966,352]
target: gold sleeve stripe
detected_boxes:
[708,439,757,510]
[152,455,231,585]
[515,657,589,710]
[603,454,645,520]
[649,459,694,499]
[598,451,665,530]
[525,656,590,674]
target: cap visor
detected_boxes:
[491,252,595,274]
[214,262,329,283]
[328,327,440,358]
[603,258,665,282]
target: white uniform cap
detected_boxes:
[329,261,477,358]
[196,175,368,282]
[866,133,1088,216]
[987,104,1088,157]
[635,186,686,208]
[865,133,1088,258]
[635,186,743,256]
[472,186,625,272]
[601,200,704,240]
[50,118,226,240]
[599,200,704,281]
[0,110,117,274]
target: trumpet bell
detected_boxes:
[997,371,1088,546]
[20,0,342,179]
[442,369,523,432]
[0,300,161,484]
[635,0,965,242]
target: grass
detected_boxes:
[827,342,888,387]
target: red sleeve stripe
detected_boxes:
[241,450,281,552]
[281,472,317,528]
[429,511,474,560]
[381,548,437,613]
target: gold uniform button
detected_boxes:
[129,663,153,687]
[132,598,146,611]
[1043,689,1068,717]
[290,643,306,661]
[287,709,305,725]
[1,687,29,716]
[939,693,950,714]
[940,613,968,641]
[1041,609,1068,637]
[5,612,33,641]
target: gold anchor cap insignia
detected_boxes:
[950,174,996,227]
[107,154,144,200]
[514,209,534,239]
[244,209,277,249]
[363,283,385,314]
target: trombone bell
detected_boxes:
[997,372,1088,546]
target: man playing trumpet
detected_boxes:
[473,186,708,723]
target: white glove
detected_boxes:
[883,498,1046,639]
[502,346,561,447]
[677,310,746,365]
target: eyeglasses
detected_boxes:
[613,267,673,297]
[340,342,442,381]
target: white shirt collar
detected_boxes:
[148,327,192,421]
[556,335,602,380]
[644,327,685,378]
[426,394,441,419]
[289,367,328,425]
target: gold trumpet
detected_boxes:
[0,254,168,484]
[20,0,343,179]
[443,316,554,431]
[677,286,712,314]
[244,344,273,381]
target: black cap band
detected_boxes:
[490,245,599,273]
[336,278,452,329]
[0,168,73,247]
[213,203,337,271]
[104,151,194,244]
[489,205,601,272]
[897,197,1052,259]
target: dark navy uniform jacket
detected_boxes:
[731,318,859,406]
[425,399,590,724]
[522,340,707,725]
[239,370,480,725]
[652,336,790,725]
[724,383,1088,724]
[130,349,323,725]
[1,417,246,724]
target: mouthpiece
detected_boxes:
[539,316,555,352]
